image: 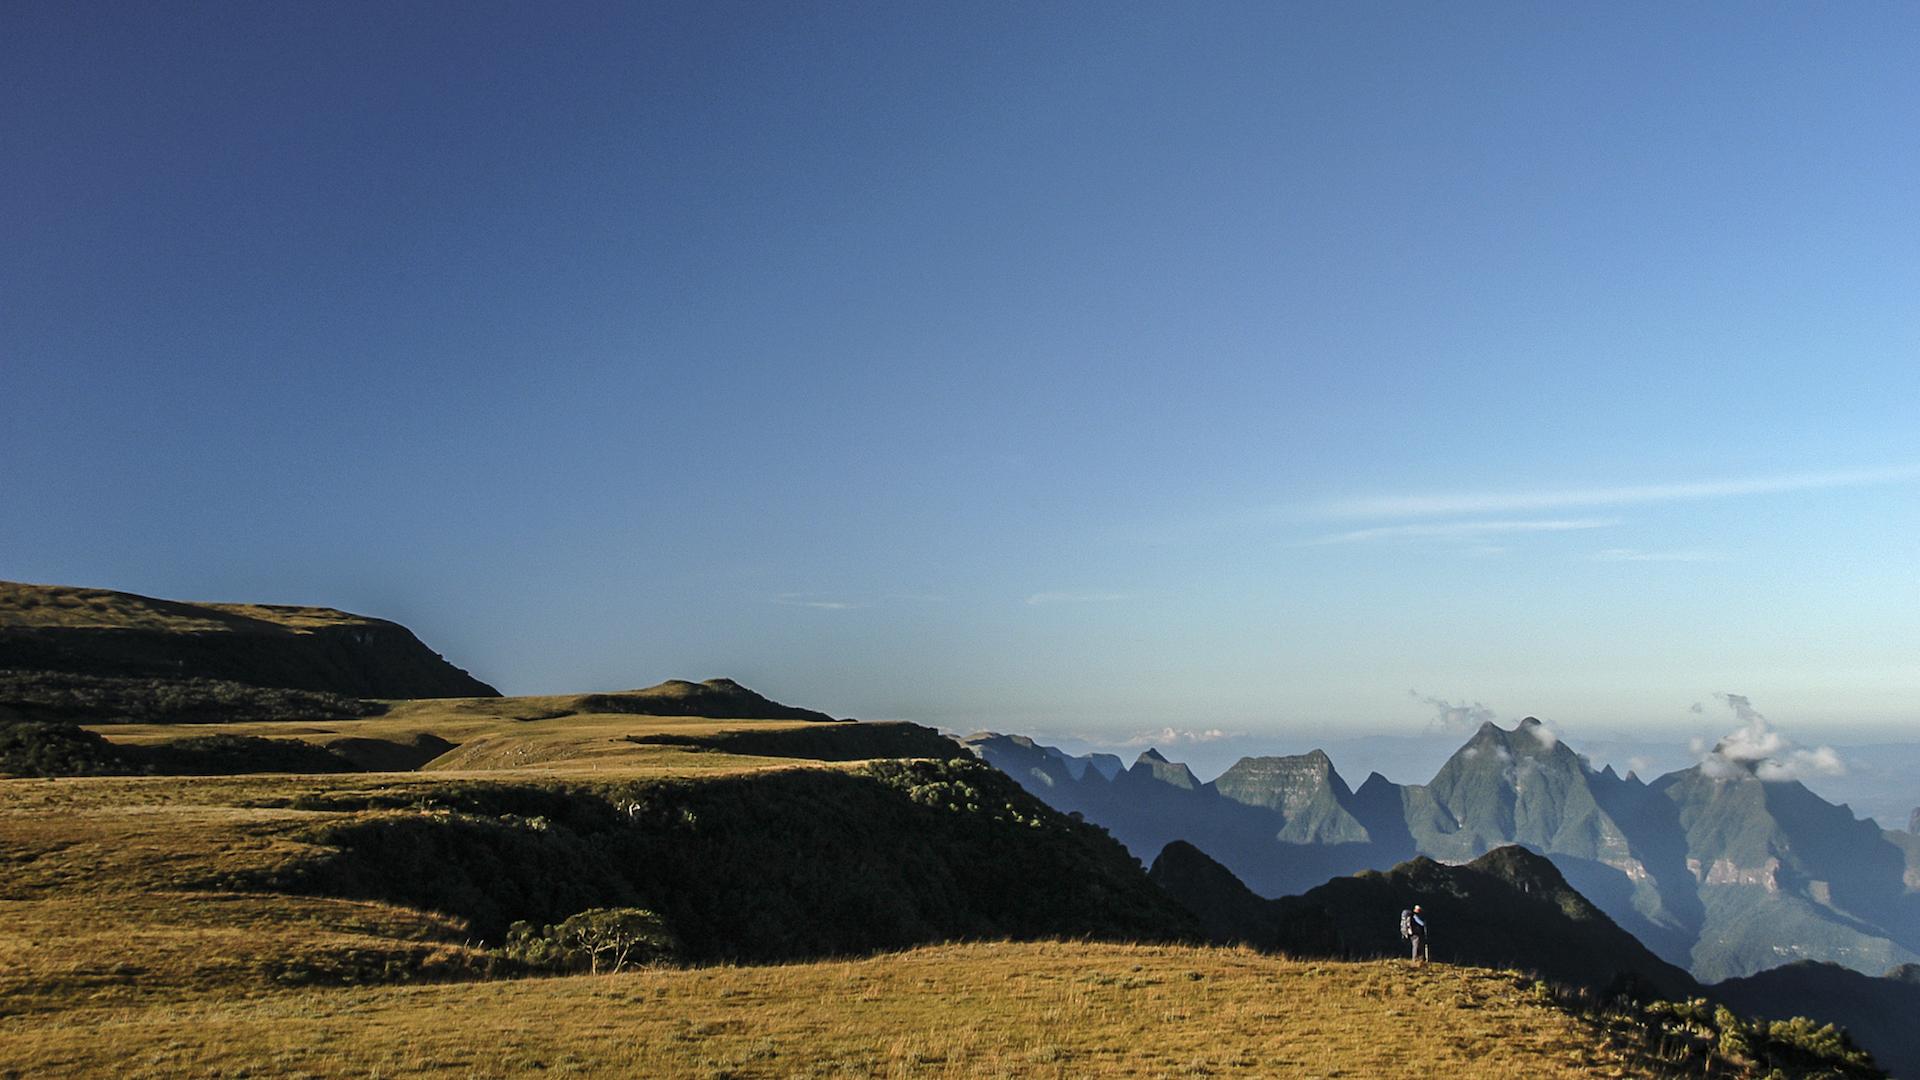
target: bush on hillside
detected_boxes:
[243,758,1200,961]
[128,734,359,775]
[0,670,384,724]
[0,716,362,777]
[1636,997,1882,1078]
[0,718,125,776]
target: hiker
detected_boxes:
[1400,904,1429,965]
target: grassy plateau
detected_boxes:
[0,691,1884,1078]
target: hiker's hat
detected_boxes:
[1412,904,1422,912]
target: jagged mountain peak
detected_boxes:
[1126,748,1203,791]
[1356,770,1397,796]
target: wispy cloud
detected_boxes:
[1025,591,1131,606]
[1320,464,1920,519]
[1303,518,1614,546]
[772,593,861,610]
[1409,690,1496,735]
[1592,548,1721,563]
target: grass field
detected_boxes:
[4,942,1654,1079]
[0,701,1878,1077]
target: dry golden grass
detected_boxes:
[0,580,374,633]
[88,706,888,775]
[1,713,931,1019]
[2,942,1651,1079]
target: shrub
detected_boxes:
[0,718,124,776]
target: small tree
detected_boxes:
[505,908,677,974]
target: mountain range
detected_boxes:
[964,719,1920,984]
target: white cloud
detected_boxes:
[1120,727,1231,747]
[1304,518,1615,546]
[1319,464,1920,519]
[1410,691,1497,735]
[1527,721,1560,749]
[1025,591,1131,606]
[1698,693,1846,782]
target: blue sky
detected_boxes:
[4,3,1916,745]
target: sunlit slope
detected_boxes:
[0,579,497,699]
[0,943,1670,1078]
[0,713,1187,1014]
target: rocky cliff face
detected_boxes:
[0,581,497,700]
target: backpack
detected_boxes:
[1399,909,1413,940]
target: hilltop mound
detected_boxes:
[1152,840,1697,999]
[0,581,497,703]
[571,677,844,722]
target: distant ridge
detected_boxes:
[0,580,497,699]
[1150,840,1698,999]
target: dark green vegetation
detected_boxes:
[246,757,1200,957]
[1150,840,1696,999]
[1716,961,1920,1080]
[0,717,126,776]
[969,720,1920,983]
[0,580,497,700]
[1634,998,1880,1079]
[0,716,362,776]
[623,719,956,760]
[0,669,384,724]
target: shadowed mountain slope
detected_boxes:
[1151,840,1698,999]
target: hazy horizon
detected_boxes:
[6,5,1916,747]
